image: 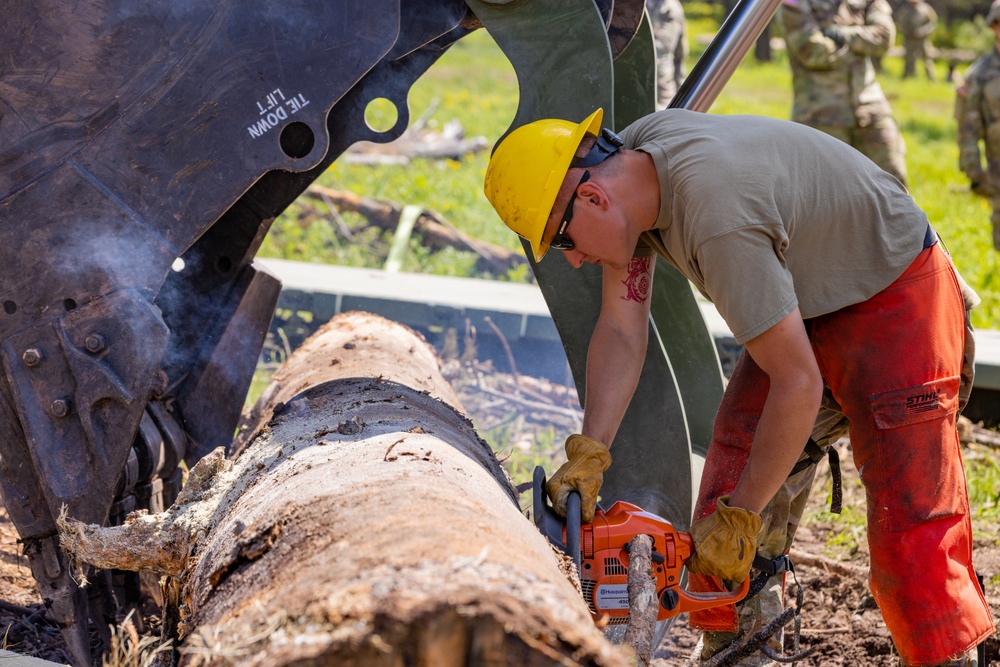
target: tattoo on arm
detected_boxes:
[620,257,652,303]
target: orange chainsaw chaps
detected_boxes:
[688,350,770,633]
[806,245,994,665]
[690,245,995,662]
[687,573,740,632]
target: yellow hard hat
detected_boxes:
[484,109,604,262]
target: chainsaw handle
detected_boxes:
[566,491,582,574]
[674,575,750,614]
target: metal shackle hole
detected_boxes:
[364,97,399,133]
[279,121,315,159]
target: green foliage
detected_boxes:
[808,477,868,554]
[966,452,1000,526]
[937,14,993,52]
[494,423,562,510]
[684,1,730,60]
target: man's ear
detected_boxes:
[578,181,609,210]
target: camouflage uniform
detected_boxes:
[896,0,937,80]
[780,0,908,186]
[646,0,688,109]
[956,42,1000,251]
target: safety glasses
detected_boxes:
[548,171,591,251]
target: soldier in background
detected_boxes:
[647,0,688,109]
[956,0,1000,251]
[897,0,938,79]
[780,0,908,186]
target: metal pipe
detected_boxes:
[669,0,784,112]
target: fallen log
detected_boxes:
[59,312,626,667]
[303,184,527,275]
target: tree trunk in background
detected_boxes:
[60,312,626,667]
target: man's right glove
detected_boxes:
[545,434,612,523]
[685,496,763,582]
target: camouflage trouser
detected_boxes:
[903,37,935,80]
[655,54,679,109]
[816,118,908,187]
[652,20,685,108]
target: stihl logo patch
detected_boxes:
[905,390,940,414]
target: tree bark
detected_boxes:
[59,312,626,667]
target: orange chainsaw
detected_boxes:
[532,466,749,625]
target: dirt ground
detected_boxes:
[0,369,996,665]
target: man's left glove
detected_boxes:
[545,434,612,523]
[686,496,763,582]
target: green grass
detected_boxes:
[967,450,1000,528]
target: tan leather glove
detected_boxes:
[545,434,611,523]
[686,496,763,582]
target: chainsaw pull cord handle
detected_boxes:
[566,491,582,575]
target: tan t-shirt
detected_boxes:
[622,110,928,344]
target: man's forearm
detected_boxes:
[580,319,647,447]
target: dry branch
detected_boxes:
[958,415,1000,449]
[624,535,657,666]
[787,548,868,580]
[59,312,627,667]
[303,184,526,274]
